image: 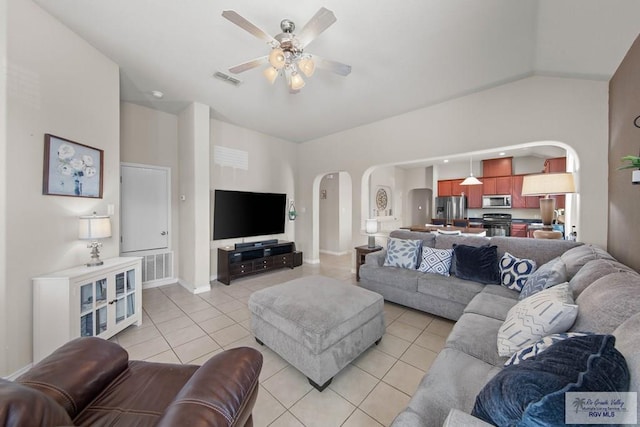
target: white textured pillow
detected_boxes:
[418,246,453,276]
[497,283,578,357]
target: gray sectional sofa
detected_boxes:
[358,230,640,426]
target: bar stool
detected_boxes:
[452,219,469,228]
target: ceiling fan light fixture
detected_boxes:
[263,66,279,84]
[269,48,286,69]
[290,72,305,91]
[298,57,315,77]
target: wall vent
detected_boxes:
[213,145,249,170]
[213,71,242,86]
[142,252,173,284]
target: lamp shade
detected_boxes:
[461,176,482,186]
[79,215,112,240]
[263,66,278,84]
[365,219,379,234]
[290,72,305,90]
[298,57,315,77]
[521,172,576,196]
[268,48,286,69]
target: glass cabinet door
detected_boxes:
[79,278,108,337]
[125,269,136,319]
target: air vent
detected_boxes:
[213,71,242,86]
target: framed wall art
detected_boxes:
[373,185,392,217]
[43,134,104,198]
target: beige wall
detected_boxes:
[608,35,640,271]
[120,102,180,277]
[296,76,609,262]
[209,120,297,279]
[0,0,8,377]
[319,174,340,253]
[3,0,119,375]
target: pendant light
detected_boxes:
[461,157,482,186]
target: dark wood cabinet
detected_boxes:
[483,177,496,195]
[495,176,512,195]
[217,241,296,285]
[451,179,464,196]
[482,157,513,177]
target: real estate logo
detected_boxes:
[566,392,637,424]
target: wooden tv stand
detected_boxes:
[217,241,297,285]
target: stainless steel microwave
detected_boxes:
[482,195,512,209]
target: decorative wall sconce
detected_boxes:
[288,200,297,220]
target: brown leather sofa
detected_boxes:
[0,337,262,426]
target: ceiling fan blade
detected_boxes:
[228,56,268,74]
[296,7,337,48]
[314,56,352,77]
[222,10,278,46]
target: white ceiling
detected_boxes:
[32,0,640,142]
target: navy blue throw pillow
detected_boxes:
[472,334,630,426]
[453,244,499,284]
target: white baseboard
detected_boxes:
[306,258,320,264]
[319,250,349,256]
[178,279,211,294]
[142,277,178,289]
[4,363,32,380]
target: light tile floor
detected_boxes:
[110,254,455,427]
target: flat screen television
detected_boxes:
[213,190,287,240]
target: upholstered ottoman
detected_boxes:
[248,276,385,391]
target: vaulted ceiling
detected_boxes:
[33,0,640,142]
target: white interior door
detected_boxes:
[121,164,169,253]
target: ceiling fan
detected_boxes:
[221,8,352,93]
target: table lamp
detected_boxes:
[365,219,379,248]
[79,212,112,266]
[521,172,575,238]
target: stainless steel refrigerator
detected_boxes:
[434,196,467,225]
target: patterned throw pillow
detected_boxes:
[500,252,537,292]
[497,283,578,357]
[383,238,422,269]
[518,257,567,300]
[504,332,592,366]
[418,247,453,276]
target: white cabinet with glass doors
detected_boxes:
[33,257,142,363]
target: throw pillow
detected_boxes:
[418,246,453,276]
[473,335,630,426]
[504,332,592,366]
[518,257,567,300]
[499,252,537,292]
[453,244,499,284]
[383,238,422,269]
[497,283,578,357]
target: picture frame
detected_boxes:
[373,185,393,217]
[43,134,104,198]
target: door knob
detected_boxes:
[160,231,167,236]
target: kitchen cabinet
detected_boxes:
[511,175,525,208]
[482,157,513,177]
[511,223,528,238]
[483,177,496,195]
[544,157,566,173]
[438,179,464,197]
[33,257,142,363]
[438,180,452,197]
[495,176,512,195]
[464,183,483,208]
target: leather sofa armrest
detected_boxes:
[156,347,263,427]
[366,250,386,266]
[17,337,128,418]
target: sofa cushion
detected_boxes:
[569,258,635,298]
[435,235,490,276]
[473,335,630,426]
[418,246,453,276]
[497,283,578,357]
[384,238,422,269]
[360,264,419,293]
[446,313,507,366]
[504,332,592,366]
[518,256,567,300]
[463,292,518,321]
[417,274,484,306]
[571,271,640,334]
[0,379,74,426]
[453,244,500,284]
[560,244,616,280]
[499,252,536,291]
[490,236,581,270]
[614,313,640,406]
[390,229,436,248]
[394,347,501,427]
[480,284,520,300]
